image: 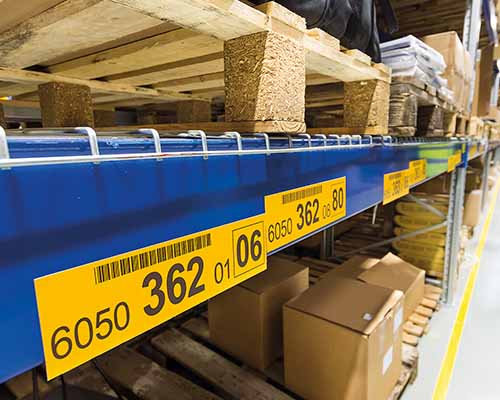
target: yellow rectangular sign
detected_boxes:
[447,150,462,172]
[34,215,266,379]
[383,169,410,205]
[408,160,427,186]
[264,177,346,252]
[469,145,477,158]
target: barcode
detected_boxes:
[94,233,212,284]
[282,185,322,205]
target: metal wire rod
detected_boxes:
[341,220,448,257]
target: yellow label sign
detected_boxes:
[264,177,346,252]
[35,215,266,379]
[447,150,462,172]
[408,160,427,186]
[470,145,477,158]
[383,169,410,205]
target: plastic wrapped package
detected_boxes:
[381,35,447,90]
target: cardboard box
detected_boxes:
[463,190,482,227]
[284,274,403,400]
[423,32,467,110]
[208,256,308,371]
[357,253,425,321]
[331,255,380,279]
[328,253,425,321]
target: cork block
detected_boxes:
[177,100,211,123]
[137,109,158,125]
[39,82,94,127]
[224,30,305,123]
[344,79,389,131]
[389,93,417,128]
[417,105,444,135]
[93,110,116,127]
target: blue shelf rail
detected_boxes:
[0,127,486,382]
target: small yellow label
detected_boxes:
[383,169,410,205]
[408,160,427,186]
[35,215,267,379]
[264,178,346,252]
[470,145,477,158]
[447,150,462,172]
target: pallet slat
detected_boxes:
[152,329,292,400]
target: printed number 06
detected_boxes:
[236,230,263,268]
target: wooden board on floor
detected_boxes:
[152,329,292,400]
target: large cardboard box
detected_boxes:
[423,32,467,110]
[328,253,425,321]
[463,190,482,227]
[208,256,308,371]
[284,274,403,400]
[331,255,380,279]
[357,253,425,321]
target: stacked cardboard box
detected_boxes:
[423,31,474,112]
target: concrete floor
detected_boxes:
[403,184,500,400]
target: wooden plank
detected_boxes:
[49,29,223,79]
[154,72,224,92]
[5,370,57,399]
[308,126,388,135]
[108,53,224,86]
[0,0,166,68]
[0,67,205,101]
[111,1,389,83]
[97,346,221,400]
[0,0,65,35]
[425,284,443,295]
[111,0,269,41]
[403,321,424,337]
[415,305,434,318]
[409,313,429,328]
[65,362,118,398]
[421,298,438,310]
[152,329,292,400]
[424,292,441,302]
[182,318,211,342]
[402,332,419,346]
[101,120,306,133]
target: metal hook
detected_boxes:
[328,134,340,145]
[382,135,393,145]
[75,127,100,156]
[182,130,208,159]
[137,128,162,154]
[298,133,312,147]
[255,133,270,155]
[223,131,242,152]
[351,135,362,145]
[341,135,352,145]
[313,134,328,147]
[365,135,373,145]
[0,126,9,159]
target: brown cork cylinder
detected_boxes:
[93,110,116,127]
[0,104,5,128]
[344,79,389,131]
[39,82,94,127]
[177,100,211,123]
[224,30,305,123]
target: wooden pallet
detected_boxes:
[389,77,461,137]
[0,0,390,133]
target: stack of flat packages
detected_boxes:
[381,35,452,102]
[392,185,449,280]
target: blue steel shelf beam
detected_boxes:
[0,127,486,382]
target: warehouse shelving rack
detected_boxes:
[0,126,495,383]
